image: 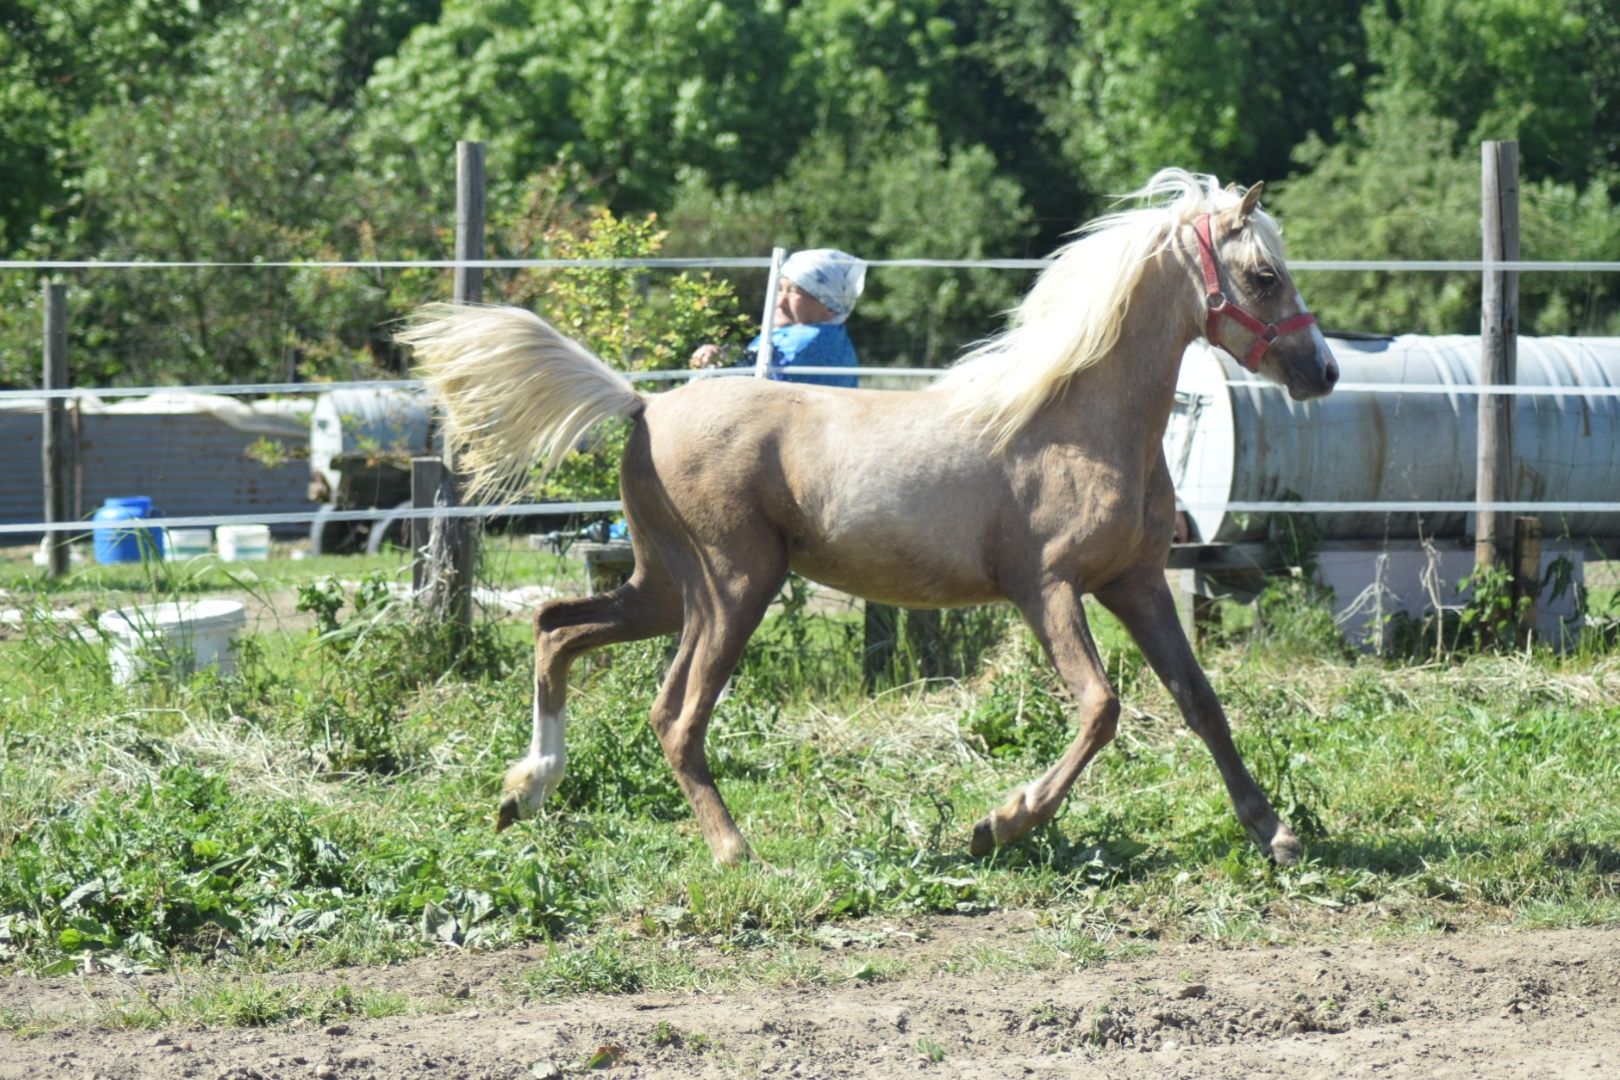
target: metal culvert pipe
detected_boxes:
[1168,335,1620,544]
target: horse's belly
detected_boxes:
[787,538,1000,608]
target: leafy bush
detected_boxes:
[552,639,687,819]
[292,573,525,773]
[475,189,753,502]
[664,125,1034,368]
[966,636,1072,763]
[1251,575,1348,660]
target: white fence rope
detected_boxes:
[0,379,422,402]
[0,502,621,537]
[5,256,1620,273]
[8,370,1620,404]
[6,251,1620,541]
[8,499,1620,538]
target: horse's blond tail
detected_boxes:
[398,303,644,503]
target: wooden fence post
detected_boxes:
[418,140,484,634]
[1512,515,1543,648]
[41,283,70,577]
[411,456,445,596]
[862,602,900,688]
[454,140,486,308]
[1475,140,1519,572]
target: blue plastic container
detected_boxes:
[92,496,165,564]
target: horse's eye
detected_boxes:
[1254,266,1278,287]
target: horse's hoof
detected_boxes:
[495,795,520,833]
[970,817,996,858]
[709,836,757,868]
[1268,826,1303,866]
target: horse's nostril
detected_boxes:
[1325,360,1340,387]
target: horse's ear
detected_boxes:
[1238,181,1265,221]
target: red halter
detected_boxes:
[1193,213,1317,372]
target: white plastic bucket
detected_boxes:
[217,524,271,561]
[164,528,214,560]
[98,600,247,685]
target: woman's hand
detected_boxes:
[689,344,724,369]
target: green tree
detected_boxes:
[785,0,968,140]
[1274,92,1620,336]
[1271,0,1620,336]
[0,0,242,249]
[666,126,1034,367]
[1364,0,1617,186]
[1054,0,1367,196]
[949,0,1092,233]
[1272,100,1487,335]
[0,29,62,250]
[0,2,427,388]
[788,0,1082,243]
[359,0,808,211]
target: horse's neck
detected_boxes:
[1033,246,1200,469]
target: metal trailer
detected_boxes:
[306,388,433,555]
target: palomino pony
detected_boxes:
[400,169,1338,866]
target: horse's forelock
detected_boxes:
[1102,171,1289,272]
[1233,210,1288,270]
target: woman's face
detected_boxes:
[775,277,836,326]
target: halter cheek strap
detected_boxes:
[1193,213,1317,373]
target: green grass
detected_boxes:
[1,554,1618,1027]
[2,979,416,1037]
[0,536,578,595]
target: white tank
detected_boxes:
[1167,335,1620,543]
[309,388,431,491]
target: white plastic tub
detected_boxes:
[164,527,214,560]
[217,524,271,561]
[98,600,246,684]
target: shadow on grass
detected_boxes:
[1308,832,1620,879]
[959,819,1180,888]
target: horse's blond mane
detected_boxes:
[936,168,1286,451]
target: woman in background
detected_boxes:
[690,248,866,388]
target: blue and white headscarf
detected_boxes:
[781,248,867,325]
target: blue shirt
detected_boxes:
[744,323,858,388]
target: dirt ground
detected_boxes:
[2,920,1615,1079]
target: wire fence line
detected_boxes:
[6,369,1620,404]
[8,499,1620,538]
[0,502,620,537]
[5,250,1618,542]
[6,367,1620,536]
[5,256,1620,273]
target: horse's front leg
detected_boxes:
[971,580,1120,855]
[1095,567,1301,865]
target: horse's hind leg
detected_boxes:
[647,548,786,865]
[497,568,682,830]
[971,580,1121,855]
[1095,567,1300,865]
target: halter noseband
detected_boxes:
[1193,212,1317,373]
